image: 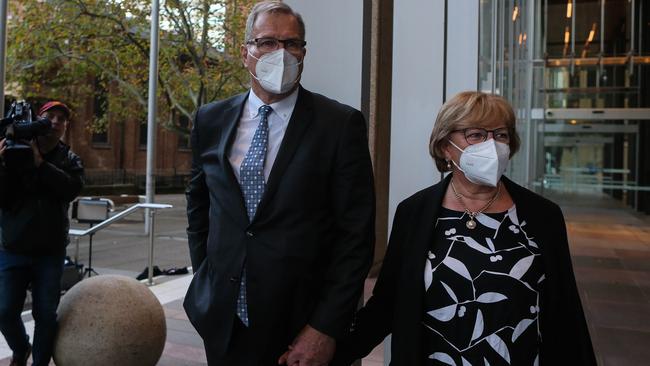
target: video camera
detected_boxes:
[0,100,52,170]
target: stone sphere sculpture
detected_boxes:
[53,275,166,366]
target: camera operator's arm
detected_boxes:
[0,138,7,208]
[36,150,84,202]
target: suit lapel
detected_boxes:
[397,176,449,364]
[254,87,314,220]
[410,175,450,292]
[215,93,249,226]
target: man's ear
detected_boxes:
[241,44,249,68]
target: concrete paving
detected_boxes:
[0,192,649,365]
[556,193,650,366]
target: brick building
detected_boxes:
[71,99,192,193]
[3,95,193,194]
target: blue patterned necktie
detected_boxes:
[236,104,272,326]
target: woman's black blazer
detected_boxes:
[334,175,596,366]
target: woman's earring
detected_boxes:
[446,160,452,170]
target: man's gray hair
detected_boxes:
[244,1,306,41]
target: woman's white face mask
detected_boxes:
[448,138,510,187]
[248,49,302,94]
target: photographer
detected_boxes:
[0,101,83,366]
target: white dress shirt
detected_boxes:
[228,88,299,183]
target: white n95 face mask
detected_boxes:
[448,138,510,187]
[248,49,302,94]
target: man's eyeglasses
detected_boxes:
[246,37,306,53]
[453,127,511,145]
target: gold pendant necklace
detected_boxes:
[450,178,501,229]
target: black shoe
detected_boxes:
[136,265,163,280]
[164,266,189,275]
[9,344,31,366]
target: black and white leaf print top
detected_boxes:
[422,205,544,366]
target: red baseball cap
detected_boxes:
[38,101,71,119]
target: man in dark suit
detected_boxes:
[183,1,375,365]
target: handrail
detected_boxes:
[69,203,172,237]
[68,202,173,286]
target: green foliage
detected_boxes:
[6,0,254,135]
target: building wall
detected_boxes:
[389,0,446,223]
[446,1,479,97]
[64,96,192,181]
[390,0,479,222]
[283,0,364,111]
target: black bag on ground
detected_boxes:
[61,256,83,291]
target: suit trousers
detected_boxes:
[205,317,284,366]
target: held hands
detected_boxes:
[278,325,336,366]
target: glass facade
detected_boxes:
[479,0,650,213]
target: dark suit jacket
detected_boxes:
[183,86,375,359]
[333,175,596,366]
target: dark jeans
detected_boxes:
[0,251,64,366]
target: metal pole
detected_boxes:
[74,236,80,265]
[541,0,548,192]
[599,0,605,88]
[629,0,635,75]
[508,1,514,101]
[638,0,644,110]
[635,126,640,209]
[491,0,498,93]
[571,0,575,75]
[542,0,548,57]
[145,0,160,234]
[0,0,8,113]
[499,0,505,94]
[525,0,535,188]
[147,209,156,286]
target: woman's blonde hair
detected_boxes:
[429,91,520,172]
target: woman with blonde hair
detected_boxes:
[332,91,596,365]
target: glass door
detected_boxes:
[479,0,650,212]
[539,113,647,206]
